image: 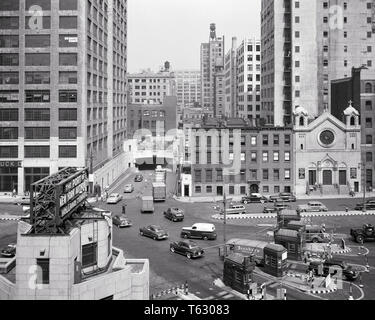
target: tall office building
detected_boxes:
[200,24,225,113]
[236,38,262,122]
[0,0,128,194]
[174,70,201,109]
[224,37,237,118]
[127,63,176,105]
[261,0,375,126]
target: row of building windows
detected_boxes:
[0,146,77,158]
[0,53,77,66]
[0,108,77,121]
[0,127,77,140]
[0,0,78,11]
[194,185,291,195]
[0,71,77,85]
[0,90,78,103]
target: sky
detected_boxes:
[127,0,261,73]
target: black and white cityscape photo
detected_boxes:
[1,0,375,308]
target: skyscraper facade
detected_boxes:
[261,0,375,126]
[200,24,225,113]
[174,70,201,109]
[0,0,128,194]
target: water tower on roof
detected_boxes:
[210,23,217,40]
[164,61,170,72]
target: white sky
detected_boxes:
[127,0,261,73]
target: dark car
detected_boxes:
[170,241,204,259]
[1,244,16,258]
[279,193,297,202]
[134,174,144,182]
[112,215,132,228]
[241,193,268,204]
[140,225,169,240]
[164,208,185,222]
[263,207,278,214]
[350,224,375,243]
[354,200,375,211]
[308,259,359,281]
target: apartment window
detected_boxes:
[285,151,291,162]
[59,109,77,121]
[194,170,202,183]
[25,16,51,29]
[250,170,257,180]
[263,169,269,180]
[0,109,18,121]
[263,135,269,146]
[285,169,291,180]
[0,17,19,29]
[59,16,78,29]
[0,128,18,140]
[207,152,212,164]
[59,71,77,84]
[263,152,269,162]
[273,151,279,162]
[0,146,18,158]
[263,186,270,194]
[0,90,19,102]
[25,146,50,158]
[25,72,50,84]
[36,259,49,285]
[366,152,373,162]
[251,136,257,146]
[217,169,223,182]
[273,169,280,181]
[0,72,18,84]
[273,135,279,145]
[59,127,77,140]
[25,90,50,103]
[251,152,257,162]
[240,170,246,183]
[366,135,373,145]
[25,35,50,48]
[82,243,97,268]
[285,134,291,146]
[59,34,78,47]
[25,53,50,66]
[25,109,50,121]
[0,53,19,66]
[59,53,77,66]
[25,127,50,140]
[59,146,77,158]
[229,186,235,195]
[0,1,19,11]
[59,90,77,103]
[0,35,19,48]
[366,118,373,128]
[59,0,78,10]
[206,186,213,194]
[195,186,202,193]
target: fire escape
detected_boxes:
[283,0,293,125]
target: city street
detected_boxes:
[1,170,375,300]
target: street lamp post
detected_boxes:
[359,162,367,213]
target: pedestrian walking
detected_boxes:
[12,188,17,198]
[122,205,126,215]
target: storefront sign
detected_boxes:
[0,161,22,168]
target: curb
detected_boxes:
[0,216,21,222]
[307,287,338,294]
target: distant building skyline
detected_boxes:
[127,0,261,73]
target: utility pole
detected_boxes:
[223,191,227,257]
[360,162,367,213]
[88,147,94,195]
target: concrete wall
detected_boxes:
[0,276,15,300]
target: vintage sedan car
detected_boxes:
[164,208,185,222]
[112,215,132,228]
[134,174,144,182]
[170,241,204,259]
[279,193,297,202]
[241,193,268,204]
[1,243,16,258]
[354,200,375,211]
[139,225,169,240]
[298,201,328,212]
[124,184,134,193]
[263,207,278,214]
[106,193,123,204]
[308,259,359,281]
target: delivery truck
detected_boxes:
[226,239,269,266]
[141,196,154,214]
[152,182,166,202]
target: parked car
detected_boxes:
[134,174,144,182]
[354,200,375,211]
[112,215,132,228]
[241,193,268,204]
[1,243,16,258]
[124,184,134,193]
[15,196,31,206]
[298,201,328,213]
[274,202,291,211]
[280,193,297,202]
[164,208,185,222]
[139,225,169,240]
[223,204,246,215]
[263,207,278,214]
[106,193,123,204]
[181,223,217,240]
[350,224,375,243]
[308,259,359,281]
[170,241,204,259]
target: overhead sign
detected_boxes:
[58,169,89,219]
[0,161,22,168]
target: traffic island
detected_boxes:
[304,243,352,256]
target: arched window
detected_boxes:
[350,116,355,126]
[299,116,305,126]
[365,83,373,93]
